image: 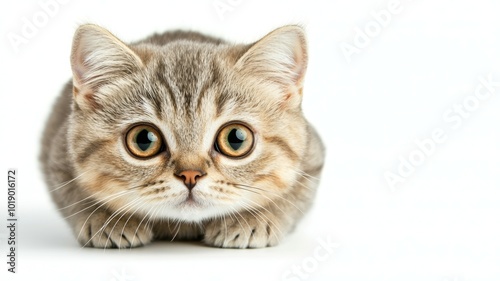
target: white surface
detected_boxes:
[1,0,500,280]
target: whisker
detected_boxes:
[222,215,228,246]
[61,180,145,214]
[293,169,320,182]
[243,188,287,217]
[68,189,134,219]
[102,198,143,250]
[240,200,283,238]
[167,217,173,233]
[130,204,158,246]
[84,197,140,248]
[239,203,264,225]
[291,177,313,191]
[239,202,281,242]
[228,206,249,237]
[170,219,181,242]
[57,189,105,211]
[233,186,259,195]
[57,190,111,211]
[233,183,271,194]
[76,190,135,244]
[144,204,162,237]
[119,200,149,248]
[232,183,305,215]
[232,184,289,220]
[50,171,89,192]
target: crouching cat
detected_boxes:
[40,24,325,248]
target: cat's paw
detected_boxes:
[73,209,153,249]
[203,212,283,248]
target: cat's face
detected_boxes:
[67,25,309,222]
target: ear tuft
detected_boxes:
[235,25,308,94]
[70,24,143,107]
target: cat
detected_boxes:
[40,23,325,249]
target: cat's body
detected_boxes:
[41,25,324,248]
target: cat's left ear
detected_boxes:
[70,24,144,109]
[235,25,308,108]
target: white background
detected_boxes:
[1,0,500,280]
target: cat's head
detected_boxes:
[67,24,309,222]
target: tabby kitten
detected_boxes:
[40,24,325,248]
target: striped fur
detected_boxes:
[40,24,325,249]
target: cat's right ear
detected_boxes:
[70,24,143,110]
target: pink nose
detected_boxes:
[175,170,206,190]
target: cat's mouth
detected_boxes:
[177,192,203,208]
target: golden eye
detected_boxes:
[215,123,254,158]
[125,124,163,158]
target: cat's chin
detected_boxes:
[175,196,204,210]
[150,199,234,223]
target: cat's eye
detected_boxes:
[215,123,254,158]
[125,124,164,158]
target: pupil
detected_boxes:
[227,128,245,150]
[136,129,155,151]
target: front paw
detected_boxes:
[72,208,153,249]
[203,211,284,248]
